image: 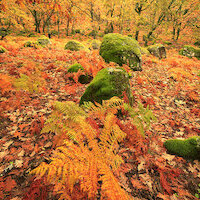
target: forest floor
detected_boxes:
[0,36,200,200]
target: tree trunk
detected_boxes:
[66,19,70,36]
[33,10,41,33]
[172,27,175,40]
[135,30,139,41]
[175,27,180,40]
[57,16,60,38]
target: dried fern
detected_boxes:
[124,102,157,136]
[13,67,46,94]
[31,97,132,200]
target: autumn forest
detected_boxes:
[0,0,200,200]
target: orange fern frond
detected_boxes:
[0,74,13,95]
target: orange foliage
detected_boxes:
[0,74,13,95]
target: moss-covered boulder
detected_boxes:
[0,45,7,53]
[24,41,38,48]
[67,63,92,84]
[179,45,200,59]
[99,33,142,71]
[80,67,134,105]
[37,35,51,46]
[140,47,150,55]
[89,39,101,50]
[147,43,166,59]
[164,136,200,160]
[64,40,88,51]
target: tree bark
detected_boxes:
[135,30,139,41]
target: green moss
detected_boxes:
[140,47,150,55]
[37,35,51,46]
[0,28,9,38]
[67,63,84,73]
[147,43,166,59]
[164,41,172,45]
[88,30,98,37]
[64,40,88,51]
[179,45,200,59]
[99,33,142,71]
[90,39,101,50]
[194,41,200,47]
[28,32,37,37]
[67,63,92,84]
[80,67,134,105]
[24,41,38,48]
[164,136,200,160]
[0,45,7,53]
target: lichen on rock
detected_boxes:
[164,136,200,160]
[37,35,51,46]
[99,33,142,71]
[64,40,88,51]
[147,43,166,59]
[79,67,134,105]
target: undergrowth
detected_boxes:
[30,97,156,199]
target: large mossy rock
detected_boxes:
[0,45,7,53]
[64,40,88,51]
[67,63,92,84]
[147,44,166,59]
[80,67,134,105]
[99,33,142,71]
[37,35,51,46]
[179,45,200,59]
[164,136,200,160]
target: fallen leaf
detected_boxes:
[44,141,52,148]
[18,150,25,157]
[4,176,17,192]
[162,152,175,161]
[15,160,23,168]
[157,192,170,200]
[131,178,147,190]
[3,141,13,149]
[0,150,9,159]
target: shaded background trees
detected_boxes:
[0,0,199,43]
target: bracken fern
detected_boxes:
[31,97,132,200]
